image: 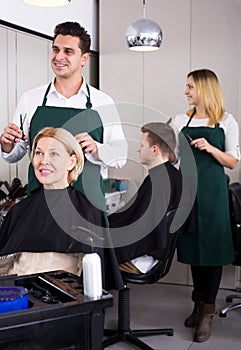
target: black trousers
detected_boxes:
[191,265,223,304]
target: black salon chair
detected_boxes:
[219,182,241,317]
[103,208,181,350]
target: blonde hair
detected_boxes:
[31,127,84,185]
[187,69,225,126]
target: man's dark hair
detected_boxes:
[53,22,91,54]
[141,122,176,163]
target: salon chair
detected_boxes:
[219,182,241,317]
[103,208,181,350]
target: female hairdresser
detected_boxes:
[173,69,240,342]
[0,127,123,291]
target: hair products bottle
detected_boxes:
[82,252,102,298]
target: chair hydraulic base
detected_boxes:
[103,287,174,350]
[219,293,241,317]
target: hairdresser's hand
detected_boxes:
[191,137,214,153]
[75,132,100,158]
[0,123,25,153]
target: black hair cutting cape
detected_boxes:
[0,186,124,291]
[108,162,184,263]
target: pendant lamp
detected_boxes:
[22,0,71,6]
[126,0,162,52]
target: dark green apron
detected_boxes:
[177,116,234,266]
[28,83,106,211]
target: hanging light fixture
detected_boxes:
[22,0,71,6]
[126,0,162,52]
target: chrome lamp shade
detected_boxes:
[126,18,162,51]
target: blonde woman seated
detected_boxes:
[0,127,122,290]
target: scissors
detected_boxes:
[185,133,193,142]
[186,134,198,148]
[20,113,27,139]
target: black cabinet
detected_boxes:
[0,270,113,349]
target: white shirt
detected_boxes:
[172,112,240,160]
[1,78,128,177]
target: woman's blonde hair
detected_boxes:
[187,69,225,126]
[31,127,84,185]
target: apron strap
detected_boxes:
[42,83,52,106]
[186,108,196,127]
[42,82,92,108]
[85,84,92,109]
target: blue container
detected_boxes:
[116,180,128,191]
[0,286,28,314]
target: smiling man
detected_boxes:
[0,22,127,210]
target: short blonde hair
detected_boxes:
[31,127,84,185]
[187,69,225,126]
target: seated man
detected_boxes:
[0,127,123,291]
[109,122,182,274]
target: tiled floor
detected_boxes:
[104,283,241,350]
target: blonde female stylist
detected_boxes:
[173,69,240,342]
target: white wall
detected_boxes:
[100,0,241,184]
[99,0,241,288]
[0,0,98,51]
[0,26,53,184]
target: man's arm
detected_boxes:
[1,122,28,163]
[0,92,32,163]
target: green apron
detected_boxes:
[177,116,234,266]
[28,83,106,211]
